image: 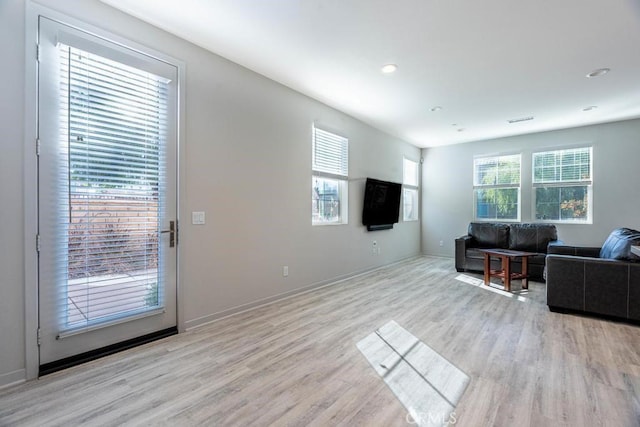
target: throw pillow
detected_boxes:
[599,228,640,260]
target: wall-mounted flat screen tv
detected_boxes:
[362,177,402,231]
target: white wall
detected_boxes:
[0,0,27,386]
[180,65,421,325]
[0,0,421,385]
[422,119,640,256]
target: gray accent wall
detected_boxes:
[1,0,420,385]
[422,119,640,257]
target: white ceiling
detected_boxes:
[100,0,640,148]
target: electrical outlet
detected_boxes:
[439,240,444,247]
[283,266,289,277]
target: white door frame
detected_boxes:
[24,1,186,380]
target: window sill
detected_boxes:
[473,218,521,223]
[312,221,348,226]
[533,219,593,225]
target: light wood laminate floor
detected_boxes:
[2,256,640,426]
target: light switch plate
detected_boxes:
[192,211,206,225]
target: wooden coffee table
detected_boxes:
[478,248,537,292]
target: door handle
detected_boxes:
[160,220,175,247]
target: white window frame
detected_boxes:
[402,157,419,222]
[473,154,521,222]
[312,125,349,225]
[532,146,593,224]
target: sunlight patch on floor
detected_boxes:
[454,274,529,302]
[357,320,469,426]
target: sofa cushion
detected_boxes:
[468,222,509,248]
[508,223,557,253]
[599,228,640,260]
[466,248,545,265]
[465,248,486,260]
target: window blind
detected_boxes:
[533,147,592,184]
[474,154,521,187]
[403,158,419,187]
[312,126,349,178]
[58,43,168,329]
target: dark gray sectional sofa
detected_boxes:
[546,228,640,321]
[455,222,560,281]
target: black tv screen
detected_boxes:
[362,178,402,231]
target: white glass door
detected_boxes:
[37,16,178,367]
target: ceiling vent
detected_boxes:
[507,116,534,124]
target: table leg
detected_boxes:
[503,255,511,292]
[522,256,529,289]
[483,253,490,286]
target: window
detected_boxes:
[403,157,419,221]
[533,147,592,222]
[473,154,521,221]
[312,126,348,224]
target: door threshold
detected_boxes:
[39,327,177,377]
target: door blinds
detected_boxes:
[56,43,168,331]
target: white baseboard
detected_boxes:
[0,369,26,390]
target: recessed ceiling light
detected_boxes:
[451,123,458,127]
[586,68,610,78]
[381,64,398,74]
[583,106,598,111]
[457,128,465,132]
[430,106,442,112]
